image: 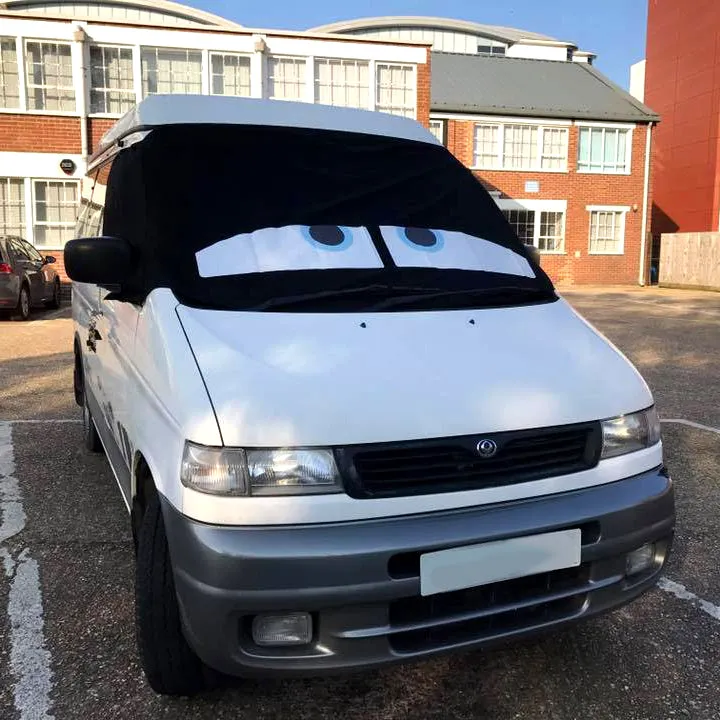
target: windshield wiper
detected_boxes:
[251,283,421,311]
[369,286,555,311]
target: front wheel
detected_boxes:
[16,285,30,321]
[82,396,103,453]
[135,491,208,696]
[49,280,61,309]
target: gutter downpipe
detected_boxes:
[639,121,653,286]
[73,25,89,165]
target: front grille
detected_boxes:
[338,422,601,499]
[388,564,591,654]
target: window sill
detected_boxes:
[577,169,631,176]
[0,107,79,117]
[89,112,126,119]
[471,166,569,174]
[539,251,567,256]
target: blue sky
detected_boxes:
[192,0,648,89]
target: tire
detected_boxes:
[135,490,208,696]
[16,285,30,321]
[49,280,61,309]
[82,396,103,453]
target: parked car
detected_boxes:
[0,235,62,319]
[65,95,675,697]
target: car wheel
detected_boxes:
[49,280,61,309]
[82,397,103,453]
[135,490,208,696]
[16,285,30,321]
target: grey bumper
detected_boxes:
[162,467,674,677]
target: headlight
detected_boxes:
[601,406,661,460]
[180,442,342,496]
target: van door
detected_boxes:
[92,291,140,505]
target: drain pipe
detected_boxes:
[638,121,653,286]
[73,25,89,164]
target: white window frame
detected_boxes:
[0,36,21,110]
[209,51,252,98]
[265,55,309,101]
[472,120,569,172]
[23,39,76,114]
[0,176,27,237]
[375,62,417,118]
[313,57,370,109]
[140,45,203,98]
[586,205,630,255]
[88,43,136,117]
[576,123,634,175]
[495,198,567,254]
[32,178,80,250]
[429,119,445,144]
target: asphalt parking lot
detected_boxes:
[1,287,719,720]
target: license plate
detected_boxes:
[419,529,581,597]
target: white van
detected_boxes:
[66,95,674,696]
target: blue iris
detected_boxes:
[302,225,353,251]
[399,227,444,252]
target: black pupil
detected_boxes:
[404,227,438,247]
[309,225,345,246]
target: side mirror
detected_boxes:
[525,244,541,265]
[64,237,135,285]
[43,255,56,264]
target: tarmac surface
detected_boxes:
[0,287,718,720]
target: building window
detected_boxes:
[25,41,75,111]
[504,209,535,245]
[538,211,565,252]
[376,63,416,118]
[33,180,78,248]
[429,119,446,144]
[474,122,568,171]
[267,56,306,100]
[588,208,627,254]
[474,125,499,168]
[578,127,631,173]
[210,53,251,97]
[501,204,566,253]
[477,44,506,56]
[0,38,20,109]
[141,47,202,97]
[0,178,26,237]
[314,58,369,108]
[89,45,135,114]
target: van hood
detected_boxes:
[176,299,652,447]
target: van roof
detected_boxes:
[95,95,439,160]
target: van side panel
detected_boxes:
[130,288,222,510]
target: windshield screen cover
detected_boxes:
[102,124,554,309]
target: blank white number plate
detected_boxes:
[420,529,582,597]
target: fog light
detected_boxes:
[626,543,656,576]
[251,612,312,647]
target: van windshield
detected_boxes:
[102,124,555,311]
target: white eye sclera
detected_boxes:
[380,226,535,279]
[195,225,383,278]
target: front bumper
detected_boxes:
[162,467,674,677]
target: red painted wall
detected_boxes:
[645,0,720,234]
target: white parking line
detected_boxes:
[6,419,81,424]
[658,578,720,622]
[0,421,55,720]
[661,418,720,435]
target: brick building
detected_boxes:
[0,0,430,283]
[643,0,720,236]
[314,17,660,286]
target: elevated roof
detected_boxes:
[95,95,439,160]
[0,0,242,28]
[431,53,660,123]
[309,16,565,45]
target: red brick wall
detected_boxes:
[0,114,82,153]
[416,49,431,128]
[645,0,720,234]
[444,119,652,285]
[88,118,116,153]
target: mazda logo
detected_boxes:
[476,439,498,458]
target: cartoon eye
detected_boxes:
[308,225,346,247]
[403,227,439,248]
